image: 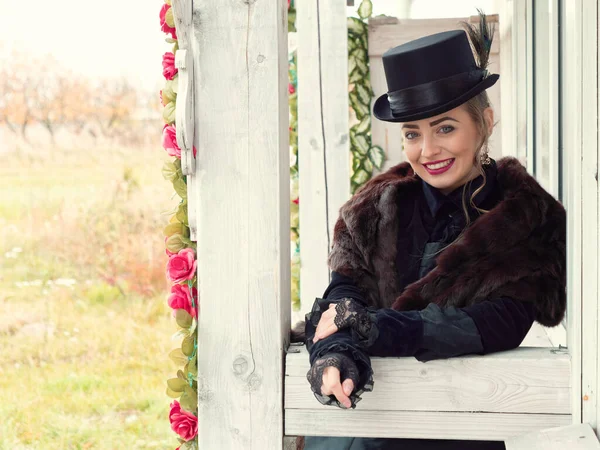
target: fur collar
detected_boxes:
[328,157,566,327]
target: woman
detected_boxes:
[301,12,566,450]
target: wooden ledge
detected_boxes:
[285,346,571,440]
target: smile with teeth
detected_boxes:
[424,159,453,170]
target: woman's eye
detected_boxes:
[439,125,455,134]
[404,132,419,140]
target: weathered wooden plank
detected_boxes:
[521,322,554,347]
[191,0,290,448]
[505,423,600,450]
[563,0,583,426]
[297,0,350,315]
[581,0,599,431]
[368,16,502,174]
[285,409,571,441]
[286,346,571,414]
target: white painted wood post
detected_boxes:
[190,0,290,448]
[172,0,198,240]
[297,0,350,315]
[562,0,599,431]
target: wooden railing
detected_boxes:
[285,346,571,441]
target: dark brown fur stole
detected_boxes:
[328,157,566,327]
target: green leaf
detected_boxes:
[166,386,182,398]
[180,385,198,413]
[176,202,188,226]
[163,102,176,125]
[349,68,363,84]
[182,335,195,356]
[347,55,357,77]
[177,370,187,381]
[349,91,369,120]
[169,348,188,366]
[188,354,198,377]
[368,146,386,170]
[165,37,177,44]
[351,133,369,155]
[162,161,180,181]
[164,221,189,238]
[165,7,175,28]
[351,168,370,186]
[363,157,374,174]
[356,82,371,105]
[163,79,177,102]
[173,178,188,199]
[352,153,361,172]
[354,117,370,134]
[357,0,373,19]
[355,58,368,78]
[167,377,188,392]
[176,309,193,329]
[347,17,365,35]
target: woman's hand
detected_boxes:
[312,303,338,343]
[306,353,358,409]
[313,298,370,343]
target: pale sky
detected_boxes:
[1,0,497,94]
[1,0,166,92]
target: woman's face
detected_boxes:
[401,104,493,195]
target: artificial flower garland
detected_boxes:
[159,2,199,449]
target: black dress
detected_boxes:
[304,162,533,450]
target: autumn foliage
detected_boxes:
[0,50,159,146]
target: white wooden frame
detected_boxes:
[177,0,600,445]
[189,0,290,448]
[286,347,570,440]
[297,0,350,317]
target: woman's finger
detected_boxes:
[320,366,340,396]
[342,378,354,397]
[330,380,351,408]
[313,320,339,343]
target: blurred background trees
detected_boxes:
[0,49,160,149]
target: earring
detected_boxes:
[481,144,491,166]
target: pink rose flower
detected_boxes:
[169,400,198,441]
[162,124,197,159]
[167,248,197,283]
[162,124,181,158]
[163,52,178,80]
[293,197,299,205]
[168,283,198,318]
[160,3,177,39]
[288,83,295,95]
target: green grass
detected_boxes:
[0,147,182,449]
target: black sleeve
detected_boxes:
[322,271,368,303]
[462,297,536,354]
[305,297,374,399]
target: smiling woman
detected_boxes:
[302,10,566,450]
[401,104,494,195]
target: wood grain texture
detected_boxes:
[297,0,350,316]
[172,0,195,176]
[285,409,571,441]
[368,17,502,174]
[191,1,290,448]
[286,346,571,414]
[581,0,599,431]
[505,423,600,450]
[171,0,197,239]
[563,0,583,425]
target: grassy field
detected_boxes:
[0,144,181,449]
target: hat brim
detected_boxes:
[372,74,499,123]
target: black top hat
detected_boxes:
[373,29,499,123]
